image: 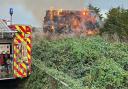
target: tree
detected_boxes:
[88,4,103,20]
[100,7,128,41]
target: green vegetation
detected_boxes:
[100,7,128,41]
[23,36,128,89]
[22,6,128,89]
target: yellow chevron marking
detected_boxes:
[28,54,31,59]
[27,38,31,43]
[23,72,26,76]
[14,62,17,66]
[14,45,16,50]
[15,26,25,37]
[16,63,19,68]
[15,26,24,33]
[22,26,26,31]
[21,63,27,69]
[16,73,20,77]
[20,69,23,74]
[27,32,30,34]
[19,65,27,76]
[14,66,20,77]
[14,63,18,69]
[16,34,26,44]
[14,49,16,58]
[27,45,31,52]
[14,39,18,44]
[14,55,16,59]
[15,47,18,53]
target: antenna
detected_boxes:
[9,8,13,25]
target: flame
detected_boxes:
[51,25,54,29]
[57,11,60,16]
[87,30,94,35]
[82,12,86,15]
[50,7,54,20]
[60,9,63,12]
[82,8,89,16]
[85,30,99,35]
[57,9,63,16]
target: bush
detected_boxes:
[100,7,128,42]
[24,36,128,89]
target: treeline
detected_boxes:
[100,7,128,41]
[88,5,128,41]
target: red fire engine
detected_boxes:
[0,19,32,80]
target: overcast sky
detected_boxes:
[0,0,128,27]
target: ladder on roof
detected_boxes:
[0,20,5,38]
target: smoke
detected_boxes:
[0,0,86,26]
[1,0,128,26]
[14,0,85,23]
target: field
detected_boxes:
[21,36,128,89]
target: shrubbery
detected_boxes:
[100,7,128,42]
[24,36,128,89]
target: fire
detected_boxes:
[57,9,63,16]
[85,30,99,35]
[50,7,54,20]
[51,25,54,30]
[82,8,89,16]
[83,12,86,16]
[60,9,63,12]
[44,9,100,36]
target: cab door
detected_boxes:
[0,44,13,78]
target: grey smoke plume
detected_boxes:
[14,0,85,22]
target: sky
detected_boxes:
[0,0,128,27]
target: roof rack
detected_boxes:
[0,20,17,39]
[0,20,17,33]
